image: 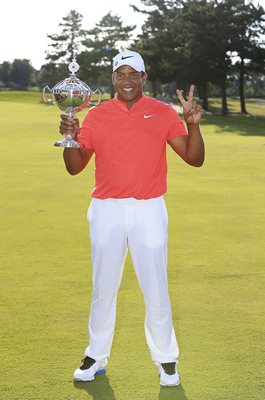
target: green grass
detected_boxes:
[0,92,264,400]
[207,97,265,116]
[0,90,42,104]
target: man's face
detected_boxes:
[112,65,147,109]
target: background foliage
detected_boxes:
[0,0,264,115]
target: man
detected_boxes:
[59,50,204,386]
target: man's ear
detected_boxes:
[111,73,115,85]
[142,72,148,85]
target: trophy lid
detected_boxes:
[53,76,92,94]
[68,58,79,75]
[52,59,92,94]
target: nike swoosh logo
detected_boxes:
[144,114,154,119]
[121,56,133,60]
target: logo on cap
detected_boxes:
[121,55,133,60]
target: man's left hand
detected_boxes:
[176,85,202,125]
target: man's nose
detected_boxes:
[123,75,133,82]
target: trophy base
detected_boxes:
[54,135,80,148]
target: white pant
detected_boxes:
[85,196,179,363]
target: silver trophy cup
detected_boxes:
[43,59,101,148]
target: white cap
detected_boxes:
[113,50,145,72]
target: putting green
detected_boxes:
[0,92,264,400]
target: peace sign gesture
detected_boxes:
[176,85,202,125]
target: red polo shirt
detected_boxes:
[78,95,187,199]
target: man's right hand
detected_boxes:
[59,115,80,140]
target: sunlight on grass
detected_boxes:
[0,92,264,400]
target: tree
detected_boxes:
[79,12,136,97]
[37,63,68,90]
[46,10,84,64]
[169,0,233,115]
[0,61,11,87]
[179,0,265,115]
[133,0,234,114]
[173,0,219,111]
[228,0,265,113]
[131,1,186,97]
[132,0,265,115]
[9,59,36,89]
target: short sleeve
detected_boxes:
[167,106,187,141]
[77,115,94,149]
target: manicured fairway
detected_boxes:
[0,92,264,400]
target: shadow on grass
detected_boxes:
[159,384,190,400]
[201,115,265,137]
[73,377,190,399]
[73,375,116,400]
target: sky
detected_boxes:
[1,0,264,70]
[0,0,146,70]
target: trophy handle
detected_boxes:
[90,88,102,106]
[42,86,54,104]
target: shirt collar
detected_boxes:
[113,95,147,112]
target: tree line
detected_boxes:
[0,59,36,90]
[0,0,264,115]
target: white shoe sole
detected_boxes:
[160,378,180,387]
[74,368,106,382]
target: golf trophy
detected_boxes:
[43,58,101,148]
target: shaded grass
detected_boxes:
[169,92,265,117]
[1,90,264,117]
[207,97,265,116]
[0,90,42,104]
[0,93,264,400]
[200,114,265,136]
